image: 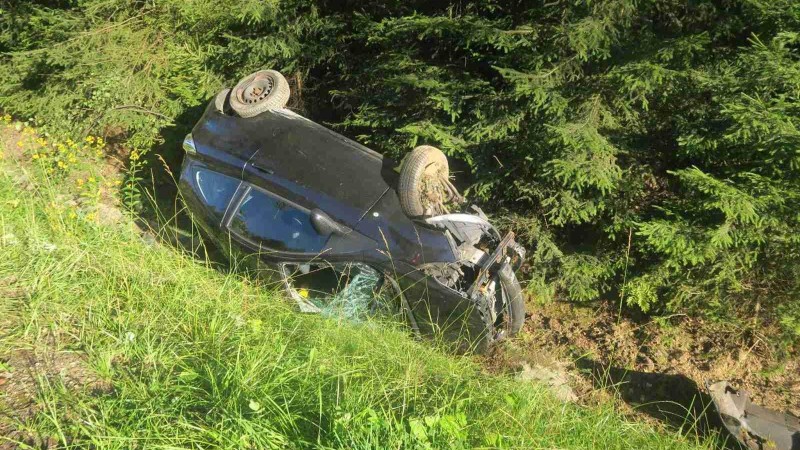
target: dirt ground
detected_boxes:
[0,125,119,448]
[488,300,800,440]
[0,276,112,449]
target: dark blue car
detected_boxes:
[178,69,526,351]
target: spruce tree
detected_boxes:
[1,0,798,344]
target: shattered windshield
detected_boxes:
[283,263,400,321]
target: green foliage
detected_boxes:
[1,0,799,342]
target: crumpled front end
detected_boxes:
[418,206,527,342]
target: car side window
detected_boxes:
[191,166,240,215]
[228,187,328,253]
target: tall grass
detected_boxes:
[0,159,717,449]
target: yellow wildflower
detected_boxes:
[57,160,66,169]
[32,154,39,160]
[88,176,96,183]
[16,141,23,148]
[0,151,4,160]
[85,136,95,144]
[76,178,85,186]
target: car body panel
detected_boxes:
[190,103,457,266]
[190,103,260,173]
[195,104,393,228]
[357,188,457,265]
[179,97,524,350]
[708,381,800,450]
[393,263,490,345]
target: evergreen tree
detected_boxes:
[1,0,798,344]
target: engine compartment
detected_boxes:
[419,207,526,333]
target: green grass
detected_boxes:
[0,156,718,449]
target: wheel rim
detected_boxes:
[236,74,274,105]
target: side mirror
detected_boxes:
[310,209,352,236]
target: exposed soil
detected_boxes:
[489,300,800,441]
[0,277,112,449]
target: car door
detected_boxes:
[223,183,331,262]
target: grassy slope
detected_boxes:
[0,133,716,449]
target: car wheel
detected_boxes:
[497,263,525,336]
[229,69,290,118]
[398,145,451,217]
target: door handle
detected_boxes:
[310,209,352,235]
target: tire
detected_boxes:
[214,88,231,114]
[229,69,290,118]
[398,145,449,217]
[497,263,525,336]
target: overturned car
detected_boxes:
[178,69,526,350]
